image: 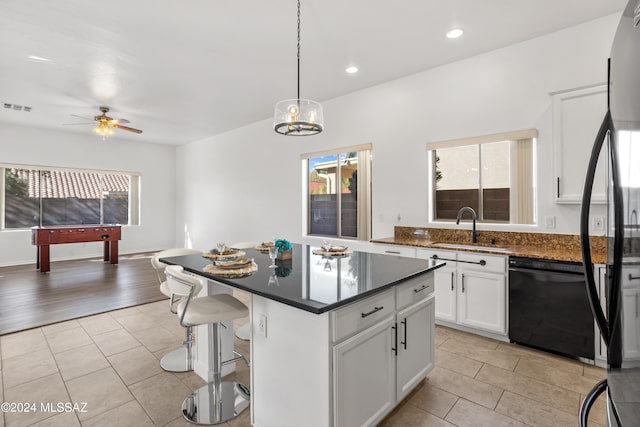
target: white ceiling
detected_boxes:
[0,0,626,145]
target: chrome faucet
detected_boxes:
[456,206,480,243]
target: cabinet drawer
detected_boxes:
[332,289,395,343]
[396,274,434,310]
[370,244,416,257]
[457,252,505,274]
[623,265,640,288]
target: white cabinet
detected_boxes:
[457,269,506,333]
[622,288,640,360]
[551,84,608,204]
[417,248,507,336]
[333,316,396,427]
[433,264,456,323]
[396,297,434,400]
[622,265,640,361]
[332,275,435,427]
[368,243,417,258]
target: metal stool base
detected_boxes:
[160,346,192,373]
[182,381,250,425]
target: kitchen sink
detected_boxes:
[431,242,511,253]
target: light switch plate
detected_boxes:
[593,217,605,231]
[545,215,556,229]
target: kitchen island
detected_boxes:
[162,244,444,427]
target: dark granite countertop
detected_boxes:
[161,244,445,314]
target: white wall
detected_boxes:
[176,13,619,251]
[0,123,176,266]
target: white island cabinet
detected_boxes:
[160,245,441,427]
[251,273,435,427]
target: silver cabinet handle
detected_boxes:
[630,274,640,281]
[385,250,401,254]
[361,306,383,318]
[451,271,454,291]
[461,273,465,293]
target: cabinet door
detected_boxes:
[396,295,435,401]
[622,288,640,360]
[457,270,506,334]
[333,316,396,427]
[434,266,457,323]
[552,84,607,204]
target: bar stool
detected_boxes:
[150,248,202,372]
[165,265,250,425]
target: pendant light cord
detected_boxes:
[297,0,301,101]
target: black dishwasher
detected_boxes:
[509,256,594,360]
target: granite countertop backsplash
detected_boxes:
[371,226,608,265]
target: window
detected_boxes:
[427,130,537,225]
[303,144,372,240]
[1,165,140,229]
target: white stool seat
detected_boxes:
[150,249,202,373]
[159,281,171,297]
[166,265,250,425]
[177,294,248,326]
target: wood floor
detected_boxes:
[0,253,165,335]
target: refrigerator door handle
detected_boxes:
[608,109,625,368]
[580,111,613,346]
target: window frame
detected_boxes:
[302,144,372,241]
[426,129,538,225]
[0,163,141,230]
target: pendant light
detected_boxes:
[273,0,323,136]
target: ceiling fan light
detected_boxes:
[274,99,324,136]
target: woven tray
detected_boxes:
[202,249,246,260]
[312,249,351,257]
[203,261,258,278]
[255,243,273,252]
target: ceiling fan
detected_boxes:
[64,106,143,138]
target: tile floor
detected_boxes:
[0,299,607,427]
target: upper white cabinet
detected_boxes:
[552,84,608,204]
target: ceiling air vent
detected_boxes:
[2,102,31,112]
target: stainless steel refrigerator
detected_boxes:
[580,1,640,425]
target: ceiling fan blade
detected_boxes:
[111,118,130,124]
[70,114,95,121]
[112,123,143,134]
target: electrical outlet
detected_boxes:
[545,215,556,229]
[593,217,605,231]
[257,314,267,338]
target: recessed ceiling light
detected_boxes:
[446,28,464,39]
[27,55,52,62]
[345,66,359,74]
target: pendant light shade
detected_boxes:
[274,99,323,136]
[273,0,323,136]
